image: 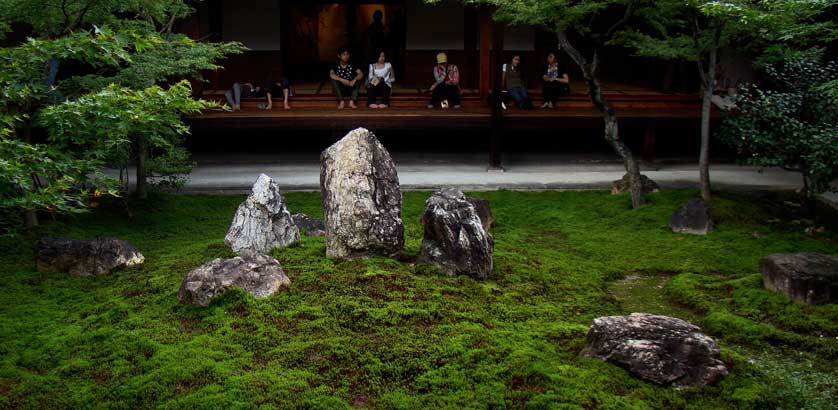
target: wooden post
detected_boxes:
[478,7,492,99]
[488,19,504,171]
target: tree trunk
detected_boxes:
[699,47,718,203]
[23,209,39,227]
[22,118,39,227]
[136,137,148,199]
[557,31,645,208]
[801,172,816,217]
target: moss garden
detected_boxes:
[0,189,836,410]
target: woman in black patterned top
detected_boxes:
[542,51,570,109]
[329,47,364,109]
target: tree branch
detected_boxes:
[557,30,588,74]
[160,0,180,34]
[692,14,709,88]
[61,0,71,31]
[605,0,639,39]
[66,0,98,33]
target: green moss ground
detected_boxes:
[0,190,836,409]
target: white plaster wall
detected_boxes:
[405,0,464,50]
[503,25,534,51]
[222,0,282,50]
[476,24,535,51]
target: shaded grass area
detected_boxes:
[0,190,836,409]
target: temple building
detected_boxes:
[179,0,747,166]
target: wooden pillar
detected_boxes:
[488,19,505,171]
[478,7,492,98]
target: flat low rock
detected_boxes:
[419,189,494,280]
[225,174,300,254]
[611,173,660,195]
[178,254,290,307]
[320,127,404,258]
[670,199,713,235]
[292,213,325,236]
[466,197,494,230]
[36,237,144,276]
[581,313,728,387]
[761,253,838,305]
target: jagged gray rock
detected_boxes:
[292,213,325,236]
[36,237,144,276]
[466,197,494,230]
[225,174,300,255]
[419,189,494,280]
[581,313,728,387]
[761,253,838,305]
[320,128,404,258]
[611,173,660,195]
[177,254,290,307]
[670,199,714,235]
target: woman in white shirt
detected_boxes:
[367,51,395,109]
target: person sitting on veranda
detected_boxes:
[542,51,571,109]
[503,55,534,110]
[367,50,395,109]
[329,46,364,109]
[264,77,291,110]
[428,52,461,109]
[224,82,263,111]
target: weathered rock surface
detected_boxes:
[36,237,144,276]
[611,173,660,195]
[178,254,290,307]
[466,197,494,230]
[292,213,325,236]
[225,174,300,255]
[419,189,494,280]
[760,253,838,305]
[670,199,713,235]
[320,128,404,258]
[581,313,728,387]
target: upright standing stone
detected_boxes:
[760,253,838,305]
[36,237,144,276]
[581,313,728,387]
[670,199,714,235]
[225,174,300,255]
[419,189,494,280]
[320,128,404,258]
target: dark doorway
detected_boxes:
[281,1,406,84]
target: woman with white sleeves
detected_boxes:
[367,51,395,108]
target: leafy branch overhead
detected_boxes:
[0,0,243,226]
[40,81,223,198]
[614,0,838,65]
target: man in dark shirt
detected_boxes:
[329,46,364,109]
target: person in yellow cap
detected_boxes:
[428,52,461,109]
